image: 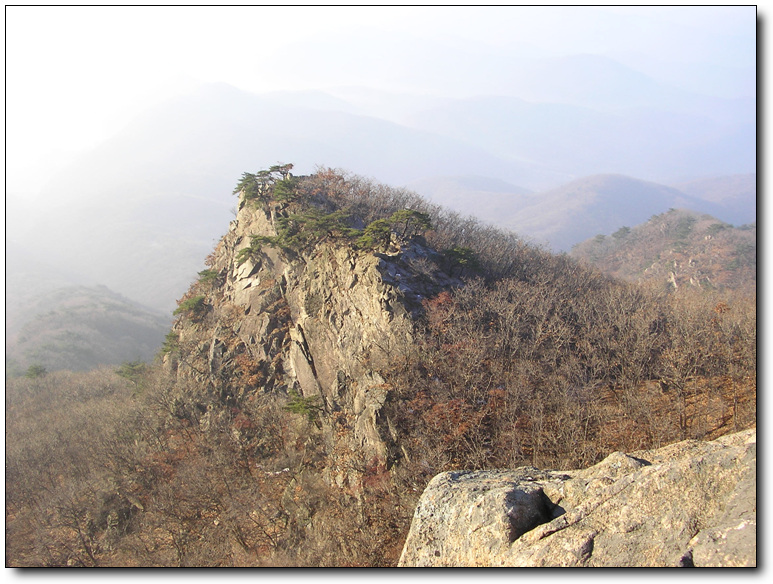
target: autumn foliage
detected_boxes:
[5,168,755,567]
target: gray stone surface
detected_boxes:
[399,429,756,567]
[172,193,461,488]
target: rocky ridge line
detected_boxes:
[166,185,461,489]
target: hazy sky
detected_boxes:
[5,5,757,196]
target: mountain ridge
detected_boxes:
[10,82,755,312]
[5,284,171,375]
[411,172,754,251]
[5,166,756,566]
[570,207,756,292]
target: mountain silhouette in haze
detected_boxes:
[18,83,540,311]
[409,173,754,252]
[503,174,731,251]
[407,92,754,183]
[8,78,755,315]
[671,173,756,226]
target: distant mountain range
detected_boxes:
[5,284,170,375]
[671,173,757,226]
[410,173,755,251]
[5,80,755,333]
[406,93,753,182]
[9,83,548,312]
[5,17,755,378]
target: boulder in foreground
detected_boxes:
[399,429,756,567]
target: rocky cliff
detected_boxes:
[165,172,459,490]
[161,167,755,567]
[399,429,756,567]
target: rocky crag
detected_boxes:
[162,166,755,566]
[164,167,460,490]
[399,429,756,567]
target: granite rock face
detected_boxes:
[168,192,459,488]
[399,429,756,567]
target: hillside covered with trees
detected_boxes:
[570,208,756,293]
[6,167,756,567]
[5,285,170,376]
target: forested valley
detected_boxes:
[5,167,756,567]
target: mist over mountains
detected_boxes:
[7,74,755,316]
[5,9,755,372]
[2,9,759,569]
[417,173,754,252]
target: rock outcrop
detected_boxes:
[399,429,756,567]
[166,184,459,489]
